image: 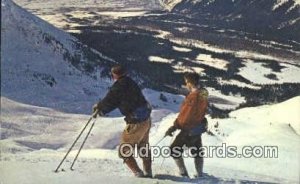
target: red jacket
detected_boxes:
[175,89,208,130]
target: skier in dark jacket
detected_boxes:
[93,65,152,178]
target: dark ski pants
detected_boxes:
[170,130,203,158]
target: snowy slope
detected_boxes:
[152,97,300,183]
[1,0,185,115]
[229,96,300,135]
[1,96,299,183]
[1,0,300,183]
[1,0,117,114]
[160,0,184,11]
[273,0,300,10]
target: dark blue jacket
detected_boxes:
[96,76,151,123]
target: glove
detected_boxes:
[92,104,99,113]
[165,125,177,137]
[92,104,104,118]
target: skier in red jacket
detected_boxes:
[165,72,208,178]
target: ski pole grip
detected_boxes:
[92,109,99,118]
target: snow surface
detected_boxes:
[206,87,246,110]
[148,56,174,63]
[171,64,205,74]
[148,26,300,86]
[154,30,173,39]
[170,37,299,64]
[229,96,300,136]
[2,0,300,183]
[168,37,300,85]
[160,0,184,11]
[196,54,229,71]
[1,0,181,115]
[217,78,261,90]
[238,59,300,84]
[1,96,300,183]
[172,46,192,52]
[97,11,147,18]
[273,0,300,10]
[1,0,114,114]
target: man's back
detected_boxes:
[113,76,147,115]
[97,76,148,121]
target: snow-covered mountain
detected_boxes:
[5,0,300,117]
[1,0,183,114]
[1,0,182,151]
[1,1,300,183]
[1,0,117,113]
[168,0,300,41]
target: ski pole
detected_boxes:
[154,135,166,146]
[70,119,96,170]
[160,135,175,167]
[54,110,98,173]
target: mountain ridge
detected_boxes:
[167,0,300,42]
[1,0,116,113]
